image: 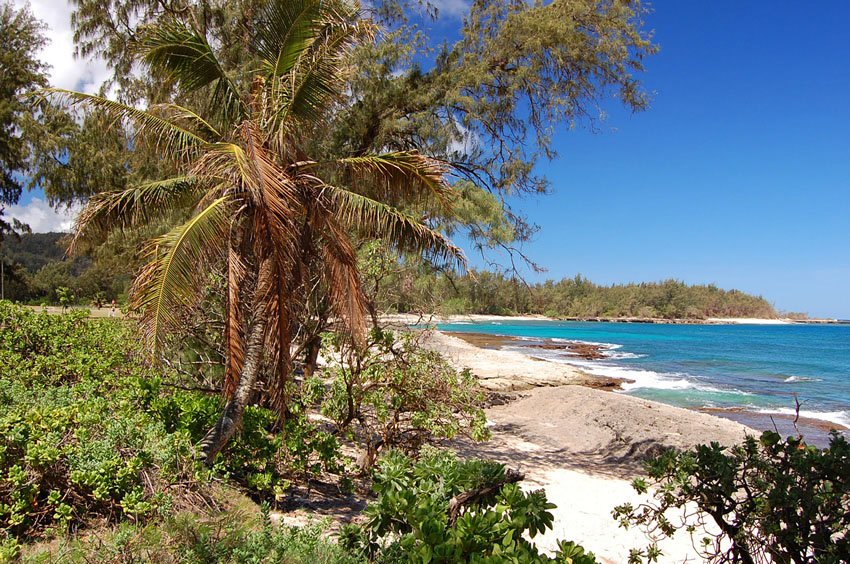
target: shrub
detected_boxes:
[613,431,850,563]
[321,329,489,471]
[23,506,361,563]
[339,448,597,563]
[0,302,194,540]
[0,302,346,543]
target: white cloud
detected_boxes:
[433,0,469,19]
[7,198,80,233]
[448,119,479,156]
[12,0,111,94]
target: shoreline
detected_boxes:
[382,312,849,326]
[437,329,847,443]
[419,329,754,562]
[419,326,845,560]
[401,321,846,560]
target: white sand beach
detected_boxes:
[420,328,755,563]
[705,317,791,325]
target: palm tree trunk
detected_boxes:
[199,318,266,465]
[303,335,322,378]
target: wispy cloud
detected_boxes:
[432,0,469,19]
[12,0,110,94]
[7,198,80,233]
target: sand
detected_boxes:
[706,317,791,325]
[421,328,755,563]
[418,330,614,391]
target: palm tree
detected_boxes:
[47,0,464,463]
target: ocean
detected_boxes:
[436,320,850,445]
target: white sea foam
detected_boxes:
[753,408,850,429]
[507,336,751,396]
[606,351,646,360]
[540,354,753,397]
[599,367,695,392]
[542,356,697,391]
[550,338,622,349]
[783,376,822,383]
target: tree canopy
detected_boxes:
[61,0,657,268]
[0,2,48,238]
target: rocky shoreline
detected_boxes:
[450,332,608,360]
[444,330,847,444]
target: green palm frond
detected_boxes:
[138,20,245,124]
[131,196,233,351]
[71,176,202,252]
[330,152,454,209]
[43,88,207,158]
[149,103,221,139]
[321,184,467,269]
[254,0,327,80]
[271,5,366,128]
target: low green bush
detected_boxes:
[22,506,361,563]
[0,302,346,545]
[614,431,850,563]
[0,302,195,543]
[340,448,597,563]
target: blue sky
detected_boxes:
[484,2,850,318]
[13,1,850,318]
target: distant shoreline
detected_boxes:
[382,312,849,326]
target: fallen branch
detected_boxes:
[448,468,525,525]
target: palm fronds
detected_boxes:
[318,211,367,346]
[138,20,245,125]
[269,3,368,128]
[253,0,328,80]
[71,177,201,252]
[321,184,467,270]
[42,88,207,159]
[331,152,454,209]
[131,196,233,351]
[149,103,222,139]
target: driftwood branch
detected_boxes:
[447,468,525,525]
[792,393,803,440]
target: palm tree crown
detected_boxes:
[48,0,464,461]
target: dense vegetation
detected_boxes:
[363,261,779,320]
[1,233,112,304]
[0,303,597,562]
[615,431,850,563]
[3,234,779,320]
[0,301,309,544]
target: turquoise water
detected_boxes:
[436,321,850,430]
